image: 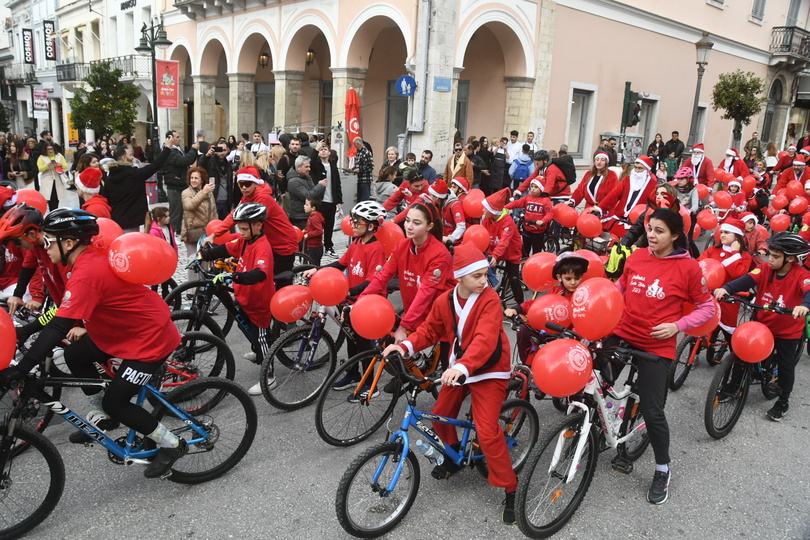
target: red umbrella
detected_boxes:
[346,88,361,158]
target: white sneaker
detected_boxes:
[248,377,276,396]
[243,352,257,362]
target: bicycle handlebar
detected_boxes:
[719,294,795,316]
[385,350,466,387]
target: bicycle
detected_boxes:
[515,323,657,538]
[507,315,568,411]
[0,366,257,538]
[703,294,803,439]
[334,352,539,537]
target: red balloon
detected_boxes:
[92,218,123,254]
[575,249,606,281]
[351,294,396,340]
[15,189,47,214]
[696,209,718,230]
[756,224,770,239]
[376,221,405,258]
[0,309,15,370]
[763,205,777,219]
[576,213,602,238]
[341,214,354,237]
[462,189,485,218]
[775,188,786,197]
[789,197,808,215]
[527,294,571,333]
[556,205,579,228]
[462,224,490,253]
[772,195,789,210]
[628,204,646,224]
[531,339,593,398]
[786,180,805,199]
[698,258,725,290]
[682,299,721,337]
[522,252,557,292]
[205,219,223,236]
[778,150,789,160]
[741,176,757,195]
[570,277,624,341]
[692,224,702,241]
[732,321,775,363]
[713,191,733,209]
[270,285,313,323]
[309,267,349,306]
[770,213,791,232]
[108,233,177,286]
[695,184,709,199]
[714,227,722,244]
[294,227,304,244]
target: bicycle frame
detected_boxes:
[191,282,260,347]
[350,347,438,402]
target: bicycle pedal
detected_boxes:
[159,470,173,480]
[610,455,633,475]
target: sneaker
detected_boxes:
[647,469,671,504]
[332,371,361,390]
[144,439,188,479]
[382,378,400,394]
[347,384,379,403]
[502,491,516,524]
[69,411,119,444]
[326,247,336,258]
[243,352,257,362]
[767,400,788,421]
[248,376,276,396]
[431,460,462,480]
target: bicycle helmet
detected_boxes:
[766,232,810,257]
[350,200,386,227]
[533,150,550,162]
[674,166,694,179]
[0,203,44,241]
[552,251,589,277]
[232,202,267,223]
[42,208,99,241]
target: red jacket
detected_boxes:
[699,245,751,330]
[682,156,716,186]
[516,163,571,197]
[0,242,23,290]
[773,165,810,194]
[215,184,297,256]
[505,194,552,233]
[81,195,112,219]
[304,211,324,248]
[441,196,466,243]
[597,174,657,220]
[224,234,275,327]
[717,156,750,179]
[382,181,429,212]
[482,211,522,264]
[570,170,619,208]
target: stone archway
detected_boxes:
[233,32,274,136]
[762,77,784,144]
[167,44,193,143]
[196,37,229,140]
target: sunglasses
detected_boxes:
[454,148,463,152]
[237,181,257,188]
[42,236,61,249]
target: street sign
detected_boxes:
[395,75,416,97]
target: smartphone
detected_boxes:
[208,177,215,185]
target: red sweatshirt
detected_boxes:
[214,184,297,256]
[224,234,275,327]
[304,211,324,248]
[339,237,386,288]
[482,211,522,264]
[506,194,552,233]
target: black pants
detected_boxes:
[775,336,802,402]
[273,252,295,280]
[64,335,166,436]
[321,202,338,251]
[504,261,524,304]
[522,232,545,258]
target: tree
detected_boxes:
[0,105,9,133]
[70,61,141,137]
[711,69,766,149]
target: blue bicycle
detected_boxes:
[0,366,257,539]
[335,353,539,537]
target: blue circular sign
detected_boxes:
[396,75,417,97]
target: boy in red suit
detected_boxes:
[505,178,552,257]
[382,242,517,524]
[482,188,524,303]
[741,212,768,267]
[428,178,466,245]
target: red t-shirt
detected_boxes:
[0,243,23,290]
[615,248,711,359]
[748,262,810,339]
[339,237,386,289]
[225,235,275,328]
[57,249,181,361]
[23,246,69,304]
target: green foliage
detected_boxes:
[711,70,766,143]
[70,62,141,136]
[0,105,9,132]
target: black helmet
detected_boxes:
[42,208,99,241]
[534,150,550,162]
[767,232,810,257]
[232,202,267,223]
[552,252,589,277]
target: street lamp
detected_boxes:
[687,32,714,149]
[135,16,172,202]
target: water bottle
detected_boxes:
[605,401,622,433]
[415,439,444,465]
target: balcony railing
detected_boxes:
[90,55,151,80]
[4,63,36,85]
[770,26,810,59]
[174,0,280,20]
[56,62,90,82]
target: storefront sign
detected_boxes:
[43,21,56,61]
[33,90,49,119]
[22,29,34,64]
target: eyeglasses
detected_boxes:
[42,236,61,249]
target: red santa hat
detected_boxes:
[450,177,470,194]
[530,177,544,190]
[635,155,654,171]
[739,212,757,224]
[453,241,489,279]
[728,180,742,190]
[594,151,610,163]
[0,186,16,208]
[482,187,510,215]
[788,144,797,151]
[793,158,807,166]
[725,148,739,158]
[691,143,705,153]
[720,218,745,236]
[428,178,448,199]
[801,146,810,156]
[75,167,102,194]
[236,166,264,184]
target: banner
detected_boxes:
[43,21,56,61]
[345,88,361,158]
[67,113,79,146]
[22,29,34,65]
[33,90,49,119]
[156,60,179,109]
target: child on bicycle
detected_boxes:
[0,204,55,312]
[713,232,810,421]
[199,202,275,396]
[2,208,185,479]
[504,252,587,364]
[505,178,552,257]
[482,187,524,304]
[302,201,387,391]
[146,206,179,298]
[741,212,768,268]
[303,197,324,266]
[382,242,518,524]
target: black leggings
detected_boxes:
[504,261,524,304]
[64,335,166,436]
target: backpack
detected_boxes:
[513,158,531,181]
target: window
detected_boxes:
[706,0,725,9]
[455,80,470,143]
[568,89,591,158]
[751,0,766,22]
[787,0,800,25]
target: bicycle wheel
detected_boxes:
[335,440,420,538]
[170,310,225,339]
[543,236,560,254]
[0,385,62,456]
[152,378,257,484]
[704,354,750,439]
[260,325,337,411]
[668,336,696,391]
[760,355,781,400]
[619,395,649,461]
[161,332,236,392]
[165,279,208,311]
[474,398,539,479]
[294,251,315,266]
[515,413,597,539]
[315,350,400,446]
[0,424,65,539]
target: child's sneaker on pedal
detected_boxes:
[144,439,188,479]
[347,384,379,402]
[431,460,462,480]
[243,352,258,363]
[332,371,360,390]
[248,376,276,396]
[502,491,516,524]
[767,400,788,421]
[69,410,119,444]
[647,468,670,504]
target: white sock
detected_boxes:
[655,463,669,473]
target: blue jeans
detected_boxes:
[357,182,371,202]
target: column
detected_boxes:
[227,72,255,136]
[168,75,186,134]
[331,67,367,168]
[530,0,557,149]
[272,70,304,129]
[192,74,217,134]
[449,67,463,143]
[504,77,536,138]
